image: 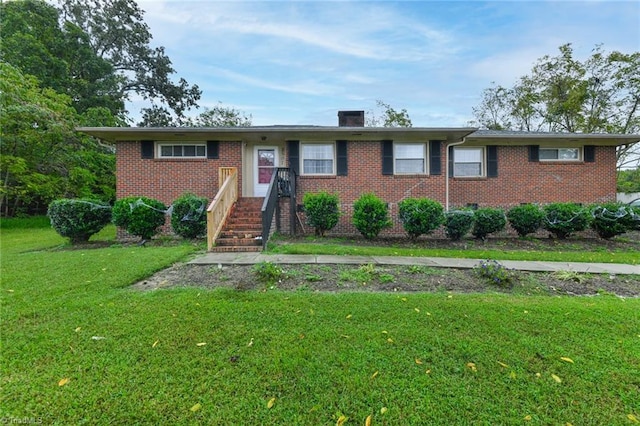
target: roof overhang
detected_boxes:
[77,126,478,144]
[465,131,640,147]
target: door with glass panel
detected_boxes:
[253,146,278,197]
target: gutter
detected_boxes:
[444,139,467,211]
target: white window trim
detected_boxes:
[394,142,428,175]
[157,142,207,159]
[453,147,485,178]
[300,142,336,175]
[539,147,582,162]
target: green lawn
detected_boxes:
[1,220,639,425]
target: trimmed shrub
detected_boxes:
[590,202,636,239]
[630,206,640,231]
[542,202,590,239]
[472,207,506,240]
[444,209,475,241]
[398,198,445,241]
[47,198,112,244]
[171,193,208,238]
[112,196,167,241]
[352,193,392,239]
[303,191,340,237]
[507,204,544,237]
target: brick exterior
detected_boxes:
[116,139,618,238]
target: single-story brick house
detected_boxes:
[79,111,639,250]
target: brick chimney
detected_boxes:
[338,110,365,127]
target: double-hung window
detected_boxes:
[539,148,580,161]
[158,143,206,158]
[394,143,426,174]
[453,147,484,177]
[301,143,334,175]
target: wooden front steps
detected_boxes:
[211,197,263,252]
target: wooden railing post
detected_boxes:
[207,167,238,251]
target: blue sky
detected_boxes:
[135,0,640,127]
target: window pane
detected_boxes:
[454,163,481,177]
[303,159,333,174]
[160,146,172,157]
[183,145,196,156]
[258,149,275,167]
[455,148,482,162]
[173,146,183,157]
[303,144,333,160]
[197,146,206,156]
[395,144,423,159]
[559,148,579,160]
[396,159,424,173]
[539,149,558,160]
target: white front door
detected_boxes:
[253,146,279,197]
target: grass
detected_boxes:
[1,218,639,424]
[267,240,640,264]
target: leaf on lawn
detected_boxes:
[401,297,407,302]
[560,357,574,364]
[497,361,509,368]
[371,371,379,379]
[190,403,201,412]
[196,342,207,347]
[466,362,477,372]
[346,314,352,319]
[627,414,639,423]
[387,338,394,343]
[381,330,388,334]
[365,414,372,426]
[152,340,159,348]
[535,372,541,378]
[510,371,517,379]
[415,358,423,365]
[524,415,532,421]
[267,397,276,409]
[58,378,70,387]
[74,327,81,332]
[336,414,347,426]
[551,374,562,383]
[414,308,420,313]
[247,338,254,347]
[380,407,388,414]
[426,312,431,316]
[425,369,431,374]
[91,336,106,340]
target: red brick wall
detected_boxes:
[116,141,243,205]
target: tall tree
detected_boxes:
[58,0,201,122]
[472,44,640,168]
[138,103,252,127]
[366,100,413,127]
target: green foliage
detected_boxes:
[253,261,285,286]
[398,198,444,241]
[473,259,515,288]
[590,202,637,239]
[617,168,640,193]
[543,203,590,239]
[112,196,167,241]
[352,193,392,239]
[507,204,544,237]
[47,198,112,243]
[366,99,413,127]
[303,192,340,237]
[170,193,208,239]
[184,103,252,127]
[444,210,475,241]
[472,208,506,240]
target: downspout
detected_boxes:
[444,139,467,211]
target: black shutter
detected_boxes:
[584,145,595,162]
[487,145,498,177]
[448,145,454,177]
[336,140,348,176]
[206,141,219,159]
[528,145,539,162]
[429,140,442,175]
[288,140,300,175]
[382,140,393,175]
[141,140,154,159]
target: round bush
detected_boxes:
[507,204,544,237]
[112,196,167,241]
[398,198,444,241]
[444,210,475,241]
[352,193,392,239]
[47,198,112,244]
[171,193,208,238]
[303,191,340,237]
[542,203,590,239]
[590,202,636,239]
[472,207,506,240]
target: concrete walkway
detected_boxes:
[190,253,640,275]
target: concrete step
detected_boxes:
[215,237,262,247]
[210,245,262,253]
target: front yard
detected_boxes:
[1,221,639,424]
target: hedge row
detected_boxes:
[302,192,640,241]
[47,193,208,243]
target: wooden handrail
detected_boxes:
[207,167,238,251]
